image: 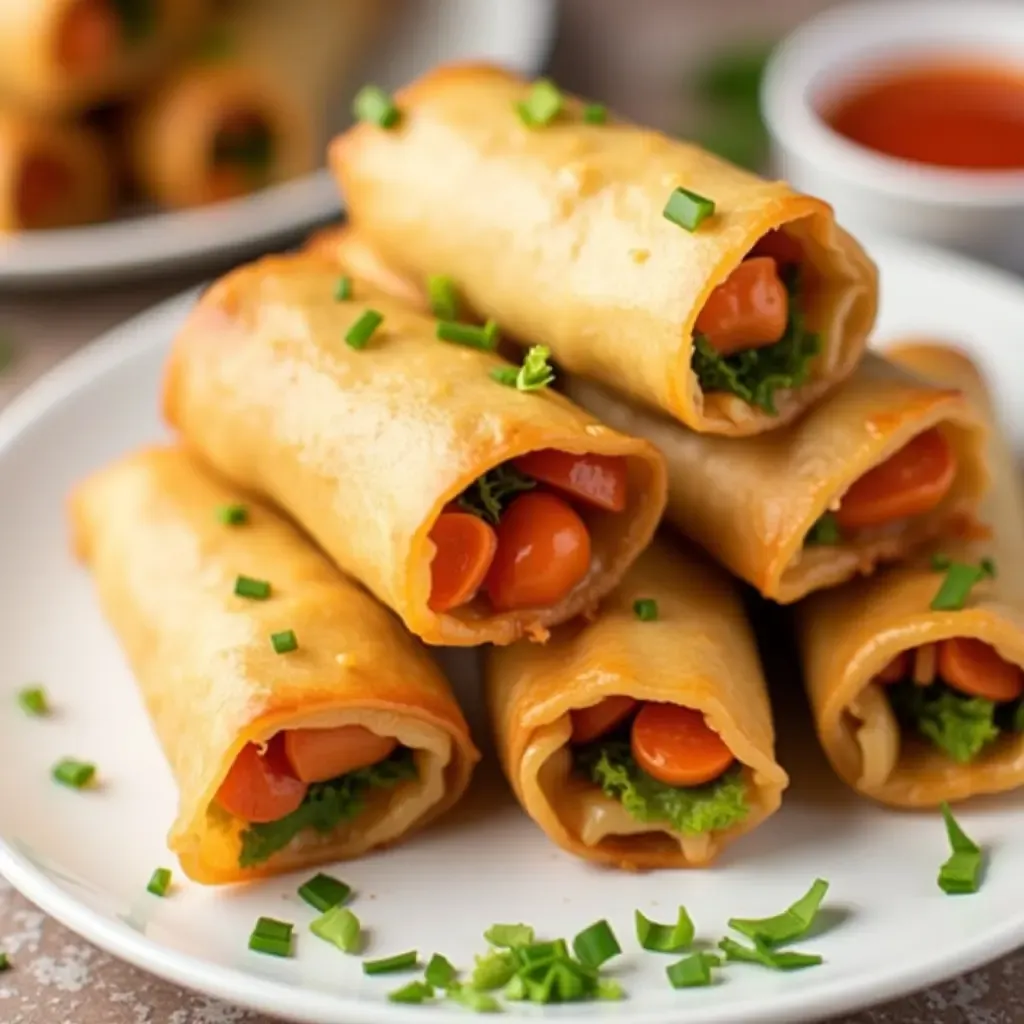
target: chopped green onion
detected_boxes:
[728,878,829,946]
[353,85,400,128]
[270,630,298,654]
[450,985,501,1012]
[234,575,271,600]
[298,873,351,912]
[517,939,568,965]
[0,952,9,971]
[663,187,716,232]
[17,686,49,716]
[425,952,458,989]
[345,309,384,350]
[248,917,293,957]
[216,503,248,526]
[635,907,695,953]
[363,950,419,975]
[583,103,607,124]
[667,952,720,988]
[146,867,172,898]
[807,512,841,546]
[930,552,952,571]
[428,275,459,321]
[930,561,990,611]
[596,978,625,1000]
[388,981,433,1004]
[437,319,499,351]
[490,367,519,386]
[516,79,563,127]
[334,276,353,301]
[491,345,555,391]
[484,923,535,948]
[719,936,821,970]
[472,949,518,990]
[633,598,658,622]
[572,919,620,968]
[938,801,983,895]
[310,906,361,953]
[52,758,95,789]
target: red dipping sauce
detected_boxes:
[825,62,1024,171]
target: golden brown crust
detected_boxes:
[163,252,667,646]
[485,538,787,868]
[796,344,1024,807]
[70,446,479,883]
[331,62,878,435]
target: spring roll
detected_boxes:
[71,446,479,884]
[164,253,667,646]
[486,538,787,868]
[128,0,387,209]
[797,343,1024,807]
[331,63,878,436]
[0,0,209,115]
[0,110,113,230]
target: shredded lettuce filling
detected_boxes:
[574,740,748,836]
[888,682,1001,764]
[458,464,536,525]
[691,266,819,415]
[238,747,417,868]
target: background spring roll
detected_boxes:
[164,253,667,646]
[0,110,114,230]
[128,0,385,208]
[0,0,209,115]
[332,62,878,436]
[797,343,1024,807]
[570,355,987,603]
[486,538,788,869]
[71,446,479,884]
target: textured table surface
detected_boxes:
[1,1,1023,1021]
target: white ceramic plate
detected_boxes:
[0,0,556,288]
[2,233,1024,1024]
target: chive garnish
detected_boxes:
[930,560,993,611]
[270,630,298,654]
[719,936,822,970]
[633,598,658,622]
[451,985,501,1012]
[249,917,293,957]
[572,919,620,968]
[298,873,351,912]
[425,953,458,989]
[363,950,419,975]
[583,103,607,124]
[146,867,172,898]
[310,906,361,953]
[635,907,695,953]
[807,512,841,546]
[353,85,400,128]
[472,949,518,990]
[663,186,716,232]
[436,319,498,351]
[667,952,721,988]
[234,575,271,600]
[216,503,248,526]
[515,79,563,127]
[388,981,433,1004]
[490,345,555,391]
[727,878,829,946]
[938,801,983,895]
[18,686,49,716]
[484,923,535,949]
[345,309,384,350]
[52,758,95,789]
[334,276,352,301]
[428,275,459,321]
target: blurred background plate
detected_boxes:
[0,0,556,288]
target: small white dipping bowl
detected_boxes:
[762,0,1024,272]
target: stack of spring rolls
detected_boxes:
[0,0,387,232]
[73,63,1024,886]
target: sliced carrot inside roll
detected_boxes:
[16,155,72,229]
[631,703,734,787]
[484,492,591,610]
[513,450,628,512]
[938,638,1024,703]
[283,726,398,784]
[428,511,498,612]
[694,256,789,356]
[57,0,121,74]
[835,427,956,530]
[215,735,307,823]
[570,696,638,745]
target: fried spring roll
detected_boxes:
[797,344,1024,807]
[486,538,788,868]
[164,253,667,646]
[332,63,878,436]
[71,446,479,883]
[0,0,209,115]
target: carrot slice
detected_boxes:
[283,726,398,784]
[57,0,120,74]
[835,428,957,531]
[484,492,591,611]
[512,450,628,512]
[428,511,498,612]
[694,256,789,355]
[215,735,307,824]
[630,703,735,787]
[16,155,71,228]
[938,638,1024,703]
[874,652,910,685]
[570,696,639,745]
